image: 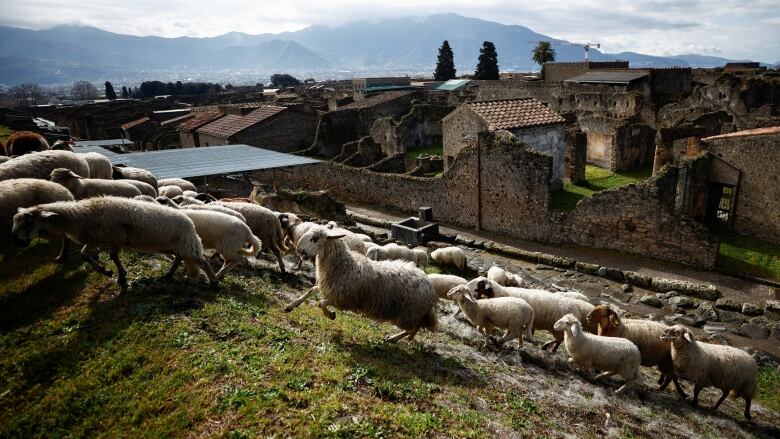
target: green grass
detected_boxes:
[756,366,780,412]
[551,165,653,211]
[405,145,443,160]
[716,227,780,281]
[0,125,13,146]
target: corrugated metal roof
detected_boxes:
[436,79,471,91]
[467,98,566,130]
[72,144,318,179]
[73,139,134,148]
[564,71,649,85]
[196,106,286,138]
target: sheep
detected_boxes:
[366,243,421,265]
[554,314,641,394]
[0,156,12,164]
[12,196,218,292]
[319,221,368,254]
[3,131,49,156]
[215,201,287,273]
[134,195,157,203]
[178,209,262,279]
[660,325,758,419]
[0,150,90,181]
[81,152,113,179]
[430,246,466,272]
[559,291,589,302]
[587,305,687,398]
[284,227,438,343]
[51,168,142,199]
[122,179,157,197]
[325,221,372,242]
[182,190,198,198]
[157,177,196,192]
[50,139,75,151]
[278,212,323,269]
[487,266,523,287]
[412,248,429,267]
[427,273,467,299]
[467,277,591,352]
[152,196,246,222]
[447,285,534,349]
[112,165,158,188]
[158,185,184,198]
[172,195,204,206]
[0,178,75,261]
[194,193,217,203]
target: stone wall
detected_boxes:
[442,105,488,170]
[542,61,630,82]
[511,124,566,189]
[370,103,450,156]
[703,132,780,244]
[234,109,318,153]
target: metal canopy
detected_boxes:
[564,71,649,85]
[72,144,319,179]
[74,139,134,147]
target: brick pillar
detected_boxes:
[653,139,674,174]
[686,136,702,156]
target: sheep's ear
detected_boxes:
[683,332,693,343]
[571,323,581,337]
[39,211,59,219]
[609,313,621,328]
[325,232,346,240]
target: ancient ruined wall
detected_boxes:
[179,130,197,148]
[512,124,566,189]
[703,133,780,243]
[613,124,656,171]
[234,111,318,153]
[197,133,229,147]
[442,105,488,170]
[552,164,719,268]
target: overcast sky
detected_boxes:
[3,0,779,62]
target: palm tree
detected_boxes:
[532,41,556,67]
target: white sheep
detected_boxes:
[278,213,324,269]
[554,314,641,394]
[157,177,196,192]
[660,325,758,419]
[0,156,12,164]
[122,179,157,197]
[487,266,523,287]
[325,221,372,242]
[179,209,262,279]
[150,196,246,222]
[467,277,591,352]
[0,178,75,261]
[366,243,423,266]
[559,291,589,302]
[50,168,142,199]
[426,273,467,299]
[447,285,534,350]
[587,305,687,398]
[182,190,198,198]
[215,201,288,273]
[172,195,204,206]
[0,150,90,181]
[81,152,113,179]
[12,196,218,292]
[430,246,466,272]
[413,248,428,267]
[284,227,438,343]
[112,166,158,188]
[158,185,184,198]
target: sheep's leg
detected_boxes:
[712,389,729,411]
[615,378,635,394]
[691,386,702,407]
[294,257,303,270]
[744,398,752,420]
[164,256,182,279]
[108,249,128,293]
[658,374,671,390]
[272,247,285,273]
[55,237,71,263]
[453,308,462,318]
[672,378,688,399]
[594,371,615,381]
[385,330,410,343]
[494,329,517,347]
[215,259,241,280]
[318,299,335,320]
[405,328,419,341]
[197,258,219,289]
[81,245,112,276]
[285,286,318,312]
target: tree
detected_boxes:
[434,40,457,81]
[105,81,117,100]
[10,83,44,108]
[270,73,301,88]
[72,80,98,100]
[532,41,557,67]
[121,86,128,98]
[474,41,499,80]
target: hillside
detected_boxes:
[0,14,765,85]
[1,239,779,438]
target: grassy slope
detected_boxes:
[405,145,443,160]
[716,227,780,281]
[551,165,652,211]
[1,241,779,437]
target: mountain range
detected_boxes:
[0,14,770,86]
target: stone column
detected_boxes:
[653,139,674,174]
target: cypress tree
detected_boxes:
[434,40,456,81]
[121,85,128,98]
[474,41,499,80]
[105,81,117,100]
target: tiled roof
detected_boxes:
[161,113,194,127]
[121,117,151,130]
[196,106,286,138]
[702,126,780,141]
[336,90,413,111]
[177,111,224,131]
[467,98,566,130]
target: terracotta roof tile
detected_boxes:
[336,90,413,111]
[161,113,194,127]
[196,106,286,138]
[468,98,565,130]
[121,117,151,130]
[702,126,780,141]
[177,111,224,131]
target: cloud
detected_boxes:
[1,0,778,61]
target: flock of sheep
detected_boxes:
[0,146,761,422]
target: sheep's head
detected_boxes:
[278,213,302,232]
[586,305,620,335]
[50,140,75,151]
[553,314,582,337]
[446,284,471,301]
[466,277,495,299]
[194,193,217,203]
[50,168,79,183]
[12,206,59,246]
[296,227,345,259]
[660,325,695,344]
